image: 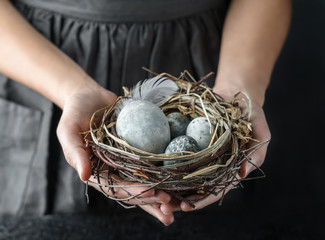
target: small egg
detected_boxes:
[186,117,214,150]
[164,135,200,168]
[166,112,190,139]
[116,100,170,154]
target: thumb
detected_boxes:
[57,119,92,181]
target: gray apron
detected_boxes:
[0,0,230,215]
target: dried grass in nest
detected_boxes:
[85,69,266,208]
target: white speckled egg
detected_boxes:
[186,117,214,150]
[116,100,170,154]
[166,112,190,139]
[163,135,200,168]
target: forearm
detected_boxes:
[214,0,291,105]
[0,0,99,109]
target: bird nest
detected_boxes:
[85,70,264,208]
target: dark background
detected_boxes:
[1,0,324,239]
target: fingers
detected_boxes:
[180,185,233,212]
[87,174,175,225]
[139,204,175,226]
[57,118,92,181]
[88,174,171,205]
[117,188,171,205]
[141,190,171,204]
[160,198,181,214]
[88,174,154,199]
[240,108,271,178]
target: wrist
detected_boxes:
[213,76,268,107]
[59,72,117,110]
[54,71,90,109]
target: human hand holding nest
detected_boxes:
[160,82,271,214]
[162,0,291,214]
[84,70,266,229]
[56,78,175,226]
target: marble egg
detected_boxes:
[116,100,170,154]
[166,112,190,139]
[186,117,215,150]
[163,135,200,168]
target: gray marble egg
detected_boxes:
[186,117,214,150]
[166,112,190,139]
[163,135,200,168]
[116,100,170,154]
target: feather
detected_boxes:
[115,76,178,116]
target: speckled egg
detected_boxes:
[166,112,190,139]
[116,100,170,154]
[163,135,200,168]
[186,117,214,150]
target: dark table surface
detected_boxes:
[1,0,325,239]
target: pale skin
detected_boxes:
[0,0,291,226]
[161,0,292,213]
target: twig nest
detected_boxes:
[167,112,190,139]
[116,100,170,154]
[186,117,215,150]
[87,70,263,209]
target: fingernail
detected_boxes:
[161,209,170,215]
[77,165,86,181]
[76,165,82,177]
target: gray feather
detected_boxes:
[115,76,178,116]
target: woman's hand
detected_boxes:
[56,79,175,226]
[56,79,116,180]
[87,172,174,226]
[159,0,290,215]
[160,86,271,214]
